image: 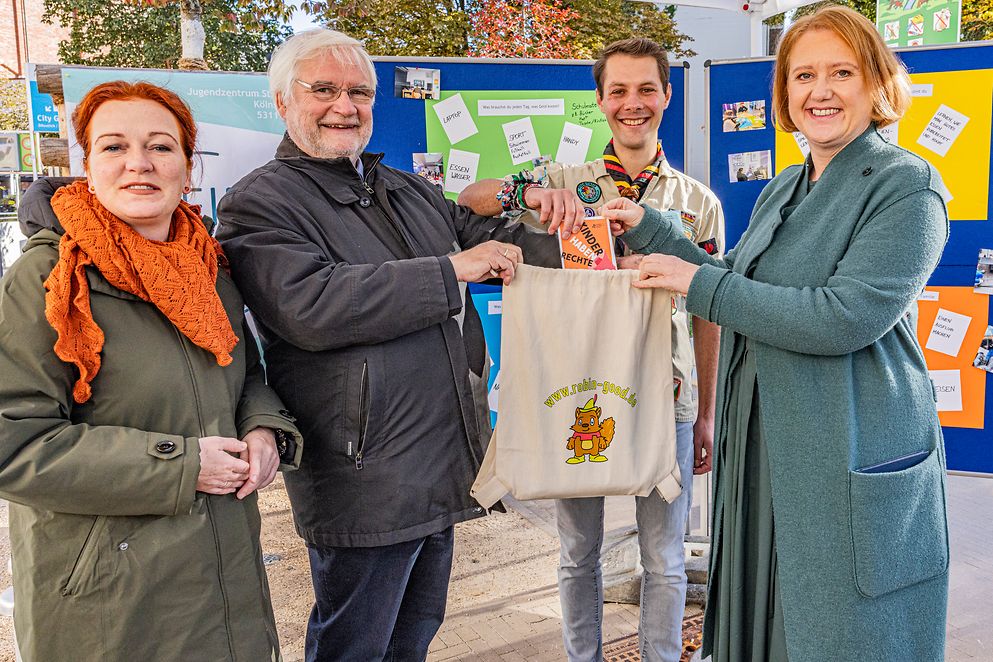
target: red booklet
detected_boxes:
[558,217,617,271]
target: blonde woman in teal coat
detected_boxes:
[603,6,949,661]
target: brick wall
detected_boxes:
[1,0,68,78]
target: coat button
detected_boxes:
[862,167,873,176]
[359,197,372,208]
[474,506,484,514]
[155,440,176,454]
[118,542,129,551]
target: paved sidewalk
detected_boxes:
[426,496,652,662]
[432,474,992,661]
[0,475,987,661]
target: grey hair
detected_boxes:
[268,29,378,104]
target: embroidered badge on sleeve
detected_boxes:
[697,238,719,255]
[577,181,602,204]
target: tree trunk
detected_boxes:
[178,0,209,70]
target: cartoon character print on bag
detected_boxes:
[566,394,615,464]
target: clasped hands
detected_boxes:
[196,427,280,499]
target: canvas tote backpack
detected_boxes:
[471,264,680,508]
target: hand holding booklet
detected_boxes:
[558,216,617,270]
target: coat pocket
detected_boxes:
[60,516,108,597]
[848,446,949,598]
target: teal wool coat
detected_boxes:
[624,127,950,661]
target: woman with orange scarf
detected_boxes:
[0,82,301,661]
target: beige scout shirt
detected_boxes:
[519,157,725,422]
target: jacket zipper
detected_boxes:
[174,327,238,661]
[362,179,417,258]
[354,360,370,470]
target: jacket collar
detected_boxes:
[274,133,408,202]
[807,124,884,187]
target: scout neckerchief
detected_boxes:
[603,139,664,202]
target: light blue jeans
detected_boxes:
[555,421,695,662]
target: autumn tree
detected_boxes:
[326,0,477,56]
[470,0,582,58]
[565,0,694,59]
[44,0,293,71]
[962,0,993,41]
[0,80,29,132]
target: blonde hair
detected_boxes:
[772,5,910,133]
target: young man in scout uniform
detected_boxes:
[458,37,724,662]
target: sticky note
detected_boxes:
[792,132,810,156]
[877,122,898,144]
[444,149,480,194]
[917,104,970,158]
[502,117,541,165]
[925,308,971,357]
[478,99,564,116]
[433,94,478,145]
[555,122,593,165]
[929,370,963,412]
[488,369,501,412]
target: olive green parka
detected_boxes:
[0,188,302,661]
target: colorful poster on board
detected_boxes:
[426,90,615,201]
[876,0,961,48]
[61,67,284,222]
[774,69,993,221]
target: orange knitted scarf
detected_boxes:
[46,180,239,404]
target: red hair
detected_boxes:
[72,81,198,167]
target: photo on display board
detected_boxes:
[934,8,952,31]
[975,248,993,294]
[721,100,766,132]
[394,67,441,100]
[884,20,900,41]
[413,152,444,187]
[727,150,772,183]
[908,13,925,36]
[972,325,993,373]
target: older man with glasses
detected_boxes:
[215,29,558,662]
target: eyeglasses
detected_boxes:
[294,79,376,105]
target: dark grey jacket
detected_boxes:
[217,136,558,547]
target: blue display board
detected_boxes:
[387,58,690,429]
[707,43,993,474]
[368,57,688,174]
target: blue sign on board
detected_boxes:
[30,80,59,132]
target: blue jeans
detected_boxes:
[304,526,454,662]
[555,421,695,662]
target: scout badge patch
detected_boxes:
[576,181,602,204]
[680,211,697,240]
